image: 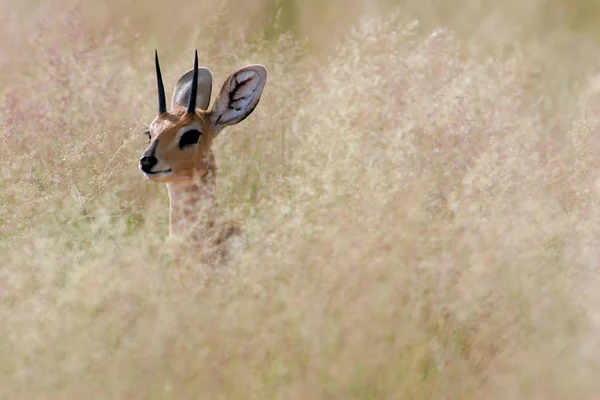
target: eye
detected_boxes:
[143,130,151,144]
[179,129,201,150]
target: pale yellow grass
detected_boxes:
[2,0,600,399]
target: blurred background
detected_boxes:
[5,0,600,52]
[3,0,600,399]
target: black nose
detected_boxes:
[139,155,157,173]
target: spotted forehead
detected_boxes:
[149,113,183,135]
[149,111,214,139]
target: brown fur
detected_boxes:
[143,109,217,183]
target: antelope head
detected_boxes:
[139,50,267,183]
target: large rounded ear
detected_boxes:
[210,65,267,133]
[171,67,213,111]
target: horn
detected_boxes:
[155,50,167,114]
[187,50,199,114]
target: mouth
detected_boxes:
[142,168,172,177]
[146,169,171,175]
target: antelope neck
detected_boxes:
[166,169,217,238]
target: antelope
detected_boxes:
[139,50,267,264]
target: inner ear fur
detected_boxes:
[210,65,267,129]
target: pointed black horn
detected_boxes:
[187,50,199,114]
[155,50,167,114]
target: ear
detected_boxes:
[171,67,213,111]
[210,65,267,132]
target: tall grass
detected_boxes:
[2,0,600,398]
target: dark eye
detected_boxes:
[179,129,201,150]
[143,130,151,143]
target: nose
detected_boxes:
[139,155,157,173]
